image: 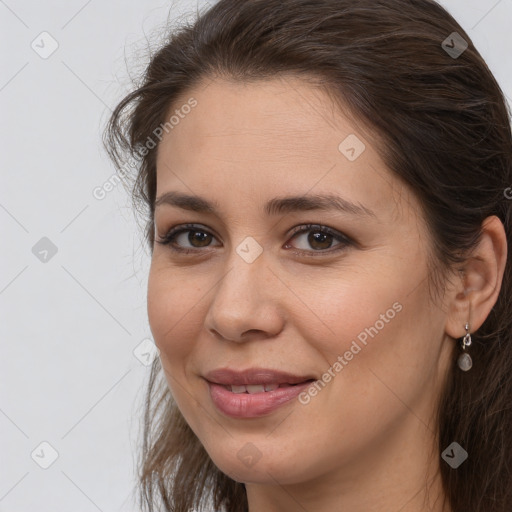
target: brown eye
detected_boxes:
[285,224,352,256]
[186,230,213,247]
[155,224,220,253]
[306,231,334,250]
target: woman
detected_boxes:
[104,0,512,510]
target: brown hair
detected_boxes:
[103,0,512,510]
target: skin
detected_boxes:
[147,75,507,512]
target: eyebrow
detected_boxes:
[154,191,376,218]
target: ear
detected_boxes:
[445,215,508,338]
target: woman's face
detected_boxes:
[148,76,455,486]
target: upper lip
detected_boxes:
[204,367,315,386]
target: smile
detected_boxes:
[204,367,316,418]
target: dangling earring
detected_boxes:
[457,322,472,371]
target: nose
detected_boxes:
[203,250,285,343]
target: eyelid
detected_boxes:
[287,223,351,243]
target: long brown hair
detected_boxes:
[103,1,512,510]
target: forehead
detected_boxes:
[158,76,357,163]
[154,76,408,223]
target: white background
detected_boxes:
[1,0,511,510]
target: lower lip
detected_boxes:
[206,380,313,418]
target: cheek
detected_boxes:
[298,264,437,410]
[146,266,210,419]
[147,264,204,361]
[292,269,408,360]
[310,277,439,421]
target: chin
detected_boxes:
[208,449,309,485]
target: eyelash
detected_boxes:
[155,223,353,257]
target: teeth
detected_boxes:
[227,383,280,393]
[246,384,265,394]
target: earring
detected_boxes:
[457,322,472,371]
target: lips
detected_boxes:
[204,367,316,418]
[204,367,315,387]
